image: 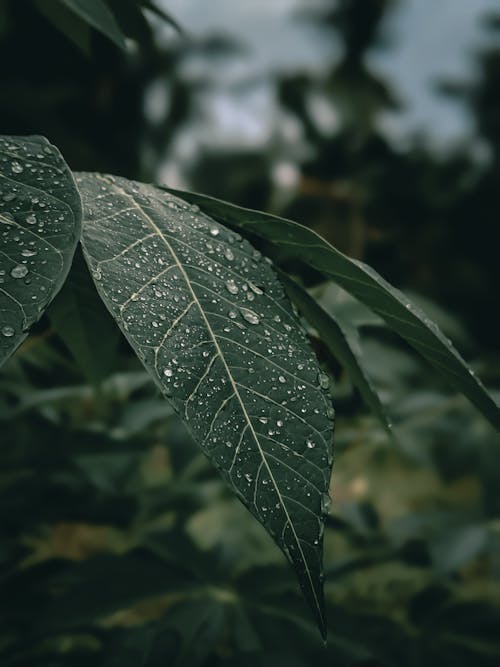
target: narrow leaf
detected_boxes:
[77,172,334,638]
[281,274,392,435]
[140,1,185,35]
[164,189,500,432]
[59,0,127,50]
[0,135,81,367]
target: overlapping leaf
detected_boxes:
[0,135,81,367]
[280,274,392,435]
[163,189,500,432]
[77,172,335,637]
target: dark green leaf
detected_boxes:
[34,0,92,55]
[281,273,393,435]
[77,172,334,638]
[106,0,153,46]
[0,135,81,367]
[140,1,185,35]
[58,0,127,50]
[40,550,196,630]
[47,248,121,383]
[164,189,500,432]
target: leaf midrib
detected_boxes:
[93,175,323,626]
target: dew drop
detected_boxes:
[228,309,238,319]
[240,307,259,325]
[278,375,286,383]
[10,265,28,279]
[2,193,16,202]
[210,226,220,237]
[26,214,37,225]
[327,405,335,420]
[163,368,174,377]
[321,493,331,514]
[21,248,37,257]
[318,371,330,390]
[224,247,234,261]
[248,281,264,295]
[11,161,23,174]
[258,416,268,424]
[225,279,238,295]
[1,325,15,337]
[244,473,253,483]
[306,438,315,449]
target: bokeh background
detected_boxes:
[1,1,500,665]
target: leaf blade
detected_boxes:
[58,0,127,50]
[0,135,81,367]
[281,274,392,435]
[77,173,334,638]
[163,189,500,432]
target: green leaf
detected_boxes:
[47,248,121,383]
[34,0,92,56]
[280,274,392,435]
[164,189,500,432]
[77,172,334,638]
[0,135,81,367]
[58,0,127,50]
[106,0,153,46]
[140,1,185,35]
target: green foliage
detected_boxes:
[1,1,500,665]
[77,171,334,634]
[164,189,500,431]
[0,135,81,366]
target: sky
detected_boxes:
[157,0,500,162]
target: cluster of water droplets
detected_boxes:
[79,174,334,584]
[0,137,79,349]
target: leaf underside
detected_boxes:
[77,172,334,637]
[163,189,500,433]
[0,135,81,367]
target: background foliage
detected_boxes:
[1,1,500,665]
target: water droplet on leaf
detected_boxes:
[10,265,28,279]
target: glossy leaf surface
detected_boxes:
[165,189,500,432]
[77,172,335,637]
[0,135,81,367]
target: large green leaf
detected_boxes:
[0,135,81,367]
[164,189,500,432]
[77,173,334,638]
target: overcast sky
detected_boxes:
[161,0,500,149]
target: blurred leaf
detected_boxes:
[165,189,500,432]
[58,0,127,50]
[429,523,489,574]
[104,623,180,667]
[47,249,121,384]
[281,273,392,435]
[0,135,81,367]
[77,172,334,639]
[34,0,92,56]
[40,549,197,630]
[163,598,227,666]
[140,1,185,35]
[106,0,153,46]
